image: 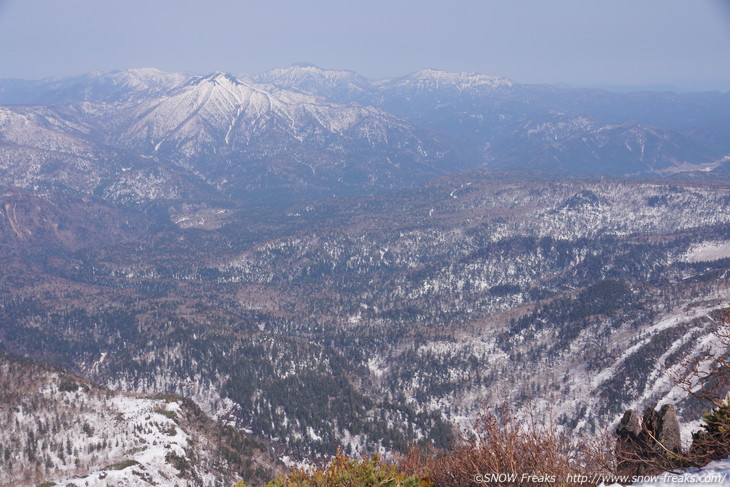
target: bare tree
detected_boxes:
[672,310,730,409]
[672,309,730,464]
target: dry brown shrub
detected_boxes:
[399,404,614,487]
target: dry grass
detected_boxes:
[398,405,614,487]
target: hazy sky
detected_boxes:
[1,0,730,90]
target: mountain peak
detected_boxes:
[121,67,170,77]
[91,68,188,95]
[253,64,372,100]
[191,71,243,87]
[258,64,367,82]
[290,62,325,70]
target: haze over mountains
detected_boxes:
[1,65,730,486]
[1,65,730,205]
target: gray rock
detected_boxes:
[616,403,685,476]
[656,404,682,454]
[617,409,642,438]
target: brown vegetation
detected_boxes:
[398,405,614,487]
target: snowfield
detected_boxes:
[683,241,730,263]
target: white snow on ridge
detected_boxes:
[391,68,513,91]
[255,63,369,89]
[591,299,729,390]
[120,70,408,154]
[106,67,188,92]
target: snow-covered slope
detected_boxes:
[0,106,123,192]
[0,353,281,487]
[0,68,187,106]
[105,71,454,196]
[116,72,412,155]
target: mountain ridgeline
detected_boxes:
[1,65,730,205]
[1,65,730,481]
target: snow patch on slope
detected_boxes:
[48,395,206,487]
[683,241,730,263]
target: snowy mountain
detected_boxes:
[0,68,187,106]
[116,71,383,153]
[257,65,730,178]
[0,68,468,203]
[381,68,514,93]
[0,66,728,205]
[112,72,447,176]
[0,105,125,193]
[256,65,513,98]
[253,63,373,102]
[491,118,714,174]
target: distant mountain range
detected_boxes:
[1,65,729,206]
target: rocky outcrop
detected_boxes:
[616,404,684,476]
[651,404,682,455]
